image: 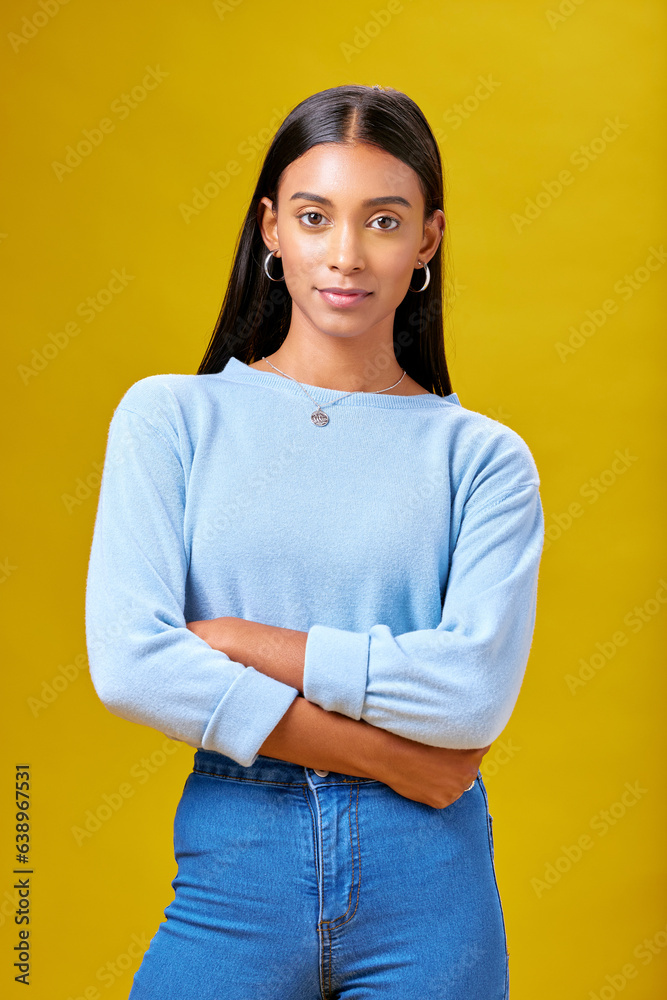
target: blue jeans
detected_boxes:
[129,749,509,999]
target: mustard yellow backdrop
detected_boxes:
[1,0,665,996]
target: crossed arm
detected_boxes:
[86,387,542,792]
[174,601,495,800]
[186,615,393,784]
[187,617,306,692]
[185,616,494,804]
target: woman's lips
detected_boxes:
[317,290,371,308]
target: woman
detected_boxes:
[86,84,544,999]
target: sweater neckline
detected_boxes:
[217,356,461,411]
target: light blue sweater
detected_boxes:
[85,356,544,768]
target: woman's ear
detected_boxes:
[257,196,278,251]
[419,208,445,262]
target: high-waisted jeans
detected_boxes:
[128,749,509,999]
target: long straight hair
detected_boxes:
[197,84,454,396]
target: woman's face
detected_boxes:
[258,142,444,342]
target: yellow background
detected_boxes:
[1,0,665,996]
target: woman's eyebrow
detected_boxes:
[288,191,412,209]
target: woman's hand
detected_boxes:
[369,733,493,809]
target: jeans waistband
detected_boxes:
[193,748,379,785]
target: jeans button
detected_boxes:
[313,769,329,777]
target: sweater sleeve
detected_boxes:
[302,438,545,749]
[85,381,300,767]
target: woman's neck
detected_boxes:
[249,353,430,397]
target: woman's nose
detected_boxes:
[325,223,365,273]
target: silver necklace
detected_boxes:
[261,356,407,426]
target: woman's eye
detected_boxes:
[298,212,326,227]
[371,216,399,231]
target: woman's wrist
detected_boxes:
[336,714,401,782]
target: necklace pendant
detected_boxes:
[311,407,329,426]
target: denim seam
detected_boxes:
[477,774,510,998]
[319,784,354,931]
[305,772,329,1000]
[327,925,333,1000]
[314,783,334,1000]
[313,782,362,998]
[192,768,305,787]
[192,766,377,786]
[318,783,362,931]
[325,784,362,997]
[317,777,378,785]
[301,783,321,885]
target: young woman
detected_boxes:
[86,84,544,999]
